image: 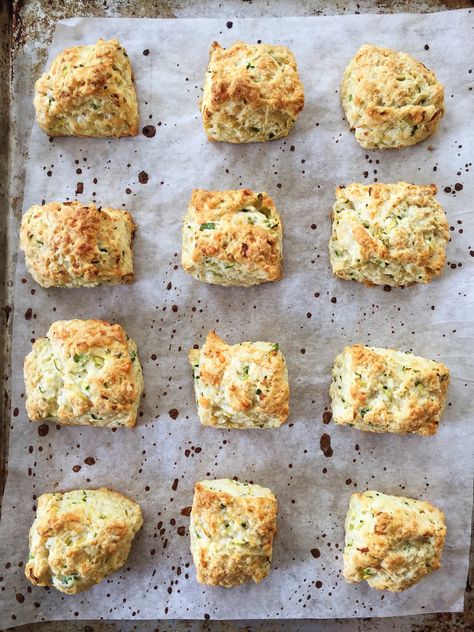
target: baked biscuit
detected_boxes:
[328,182,449,286]
[189,331,289,429]
[201,41,304,143]
[20,201,136,288]
[190,478,278,587]
[34,38,138,137]
[341,44,444,149]
[24,319,143,428]
[343,490,446,591]
[330,345,449,435]
[25,488,143,594]
[182,189,282,286]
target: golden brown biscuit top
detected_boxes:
[20,201,135,286]
[190,479,277,586]
[194,331,289,422]
[205,41,304,115]
[334,182,448,267]
[48,318,128,354]
[44,39,131,103]
[24,319,141,424]
[184,189,282,280]
[34,38,138,138]
[25,487,143,594]
[189,188,275,222]
[343,344,449,434]
[344,490,446,591]
[348,44,443,109]
[194,480,277,523]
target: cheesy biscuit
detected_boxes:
[189,331,289,429]
[20,201,136,288]
[182,188,282,286]
[190,479,278,587]
[201,41,304,143]
[34,38,138,137]
[330,344,449,435]
[341,44,444,149]
[343,490,446,591]
[25,488,143,594]
[329,182,449,287]
[24,319,143,428]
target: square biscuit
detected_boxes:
[343,490,446,592]
[330,345,449,435]
[34,38,138,137]
[20,201,136,288]
[189,331,289,429]
[329,182,449,286]
[341,44,444,149]
[24,319,143,428]
[190,478,278,587]
[201,41,304,143]
[182,189,282,286]
[25,488,143,594]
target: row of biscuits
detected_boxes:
[25,484,446,594]
[20,182,450,289]
[24,322,449,436]
[20,35,451,600]
[34,38,444,150]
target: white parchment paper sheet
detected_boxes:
[0,10,473,626]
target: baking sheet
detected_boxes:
[0,10,473,626]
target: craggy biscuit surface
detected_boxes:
[182,189,282,286]
[25,488,143,594]
[189,331,289,429]
[341,44,444,149]
[343,490,446,591]
[190,479,277,587]
[34,38,138,137]
[329,182,449,286]
[330,345,450,435]
[201,41,304,143]
[24,319,143,428]
[20,201,136,288]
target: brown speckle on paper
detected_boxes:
[320,434,333,457]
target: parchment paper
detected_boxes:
[1,10,473,626]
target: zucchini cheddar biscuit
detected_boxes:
[343,490,446,591]
[341,44,444,149]
[20,201,136,288]
[182,188,282,286]
[201,41,304,143]
[189,331,289,429]
[25,488,143,594]
[24,319,143,428]
[330,345,450,435]
[34,38,138,137]
[329,182,449,287]
[190,479,278,587]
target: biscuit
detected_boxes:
[190,478,278,587]
[189,331,289,429]
[182,189,282,286]
[341,44,444,149]
[20,201,136,288]
[343,490,446,591]
[24,319,143,428]
[328,182,449,286]
[25,488,143,594]
[201,41,304,143]
[330,345,450,435]
[34,38,138,137]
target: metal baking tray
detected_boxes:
[1,1,472,631]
